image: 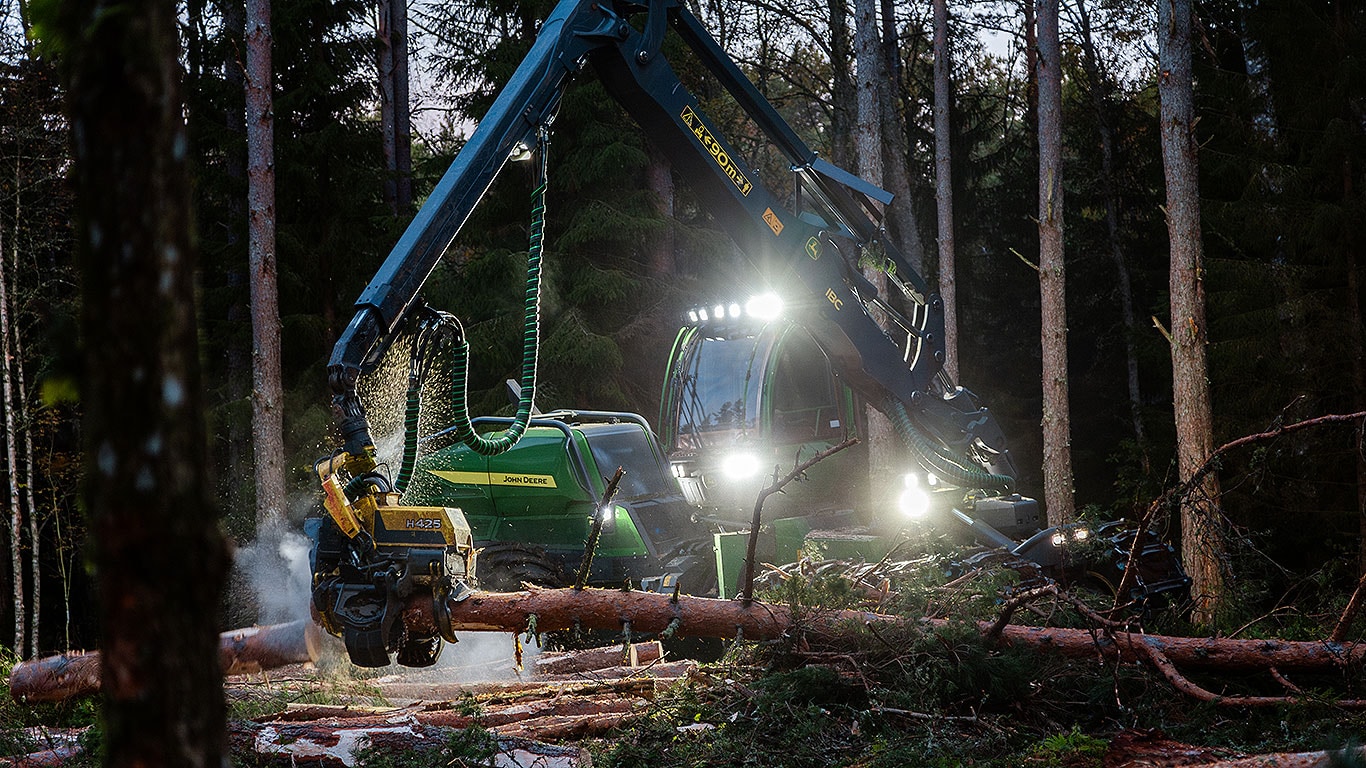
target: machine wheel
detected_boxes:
[396,634,443,668]
[477,543,570,592]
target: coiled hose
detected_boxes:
[886,398,1014,492]
[444,133,549,457]
[392,134,549,494]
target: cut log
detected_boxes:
[228,720,589,767]
[14,588,1366,704]
[534,641,663,675]
[534,659,696,682]
[8,620,318,703]
[1105,730,1366,768]
[410,586,1366,673]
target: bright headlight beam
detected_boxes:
[744,292,783,321]
[722,453,760,480]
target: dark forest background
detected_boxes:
[0,0,1360,656]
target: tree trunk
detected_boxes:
[246,0,287,528]
[1346,174,1366,575]
[932,0,958,380]
[1159,0,1225,625]
[1036,0,1074,525]
[1075,0,1146,463]
[43,0,233,760]
[378,0,413,215]
[14,156,40,659]
[0,192,24,658]
[876,0,923,273]
[1023,0,1038,136]
[828,0,856,171]
[646,153,675,275]
[854,0,898,487]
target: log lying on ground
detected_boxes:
[229,720,590,767]
[408,586,1366,673]
[8,620,319,703]
[13,587,1366,703]
[1105,730,1366,768]
[533,640,662,675]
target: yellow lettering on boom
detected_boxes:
[680,106,753,197]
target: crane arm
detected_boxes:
[328,0,1016,487]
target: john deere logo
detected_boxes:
[430,469,558,489]
[805,237,821,260]
[496,474,554,487]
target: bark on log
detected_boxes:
[8,620,319,702]
[1105,730,1366,768]
[2,745,82,767]
[534,641,662,675]
[411,587,1366,673]
[229,720,589,767]
[14,588,1366,704]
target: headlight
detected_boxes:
[1073,526,1089,541]
[745,292,783,321]
[1051,532,1066,547]
[722,453,760,480]
[898,473,930,518]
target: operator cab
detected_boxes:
[661,298,868,528]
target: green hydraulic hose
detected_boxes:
[887,398,1014,492]
[445,133,550,457]
[394,369,424,493]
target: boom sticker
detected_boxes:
[430,469,558,489]
[680,106,753,197]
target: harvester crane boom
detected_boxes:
[328,0,1016,489]
[310,0,1059,669]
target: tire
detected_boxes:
[476,543,570,592]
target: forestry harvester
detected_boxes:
[307,0,1188,668]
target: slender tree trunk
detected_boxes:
[14,153,40,657]
[854,0,898,482]
[1023,0,1038,136]
[378,0,413,214]
[1347,184,1366,575]
[246,0,286,527]
[876,0,923,273]
[1036,0,1073,525]
[646,153,675,276]
[1159,0,1224,625]
[828,0,856,171]
[1076,0,1146,463]
[933,0,958,380]
[0,204,24,657]
[42,0,232,760]
[218,0,252,521]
